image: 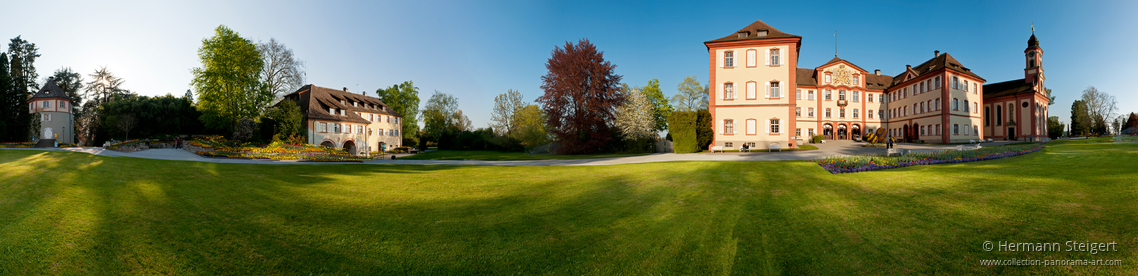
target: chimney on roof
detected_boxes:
[362,91,367,96]
[875,69,881,75]
[343,87,348,92]
[934,50,940,57]
[906,65,912,71]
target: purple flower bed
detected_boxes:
[813,145,1044,174]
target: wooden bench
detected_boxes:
[710,146,724,153]
[768,142,782,152]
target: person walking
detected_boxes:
[887,136,894,149]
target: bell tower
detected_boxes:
[1024,26,1044,87]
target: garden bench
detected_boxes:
[710,146,724,153]
[887,148,906,156]
[768,142,782,152]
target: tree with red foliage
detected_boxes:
[537,39,624,154]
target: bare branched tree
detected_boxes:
[1078,86,1115,126]
[116,113,137,140]
[257,38,305,101]
[671,76,707,112]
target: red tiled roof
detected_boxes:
[280,84,402,124]
[891,53,985,86]
[705,20,801,44]
[982,79,1035,99]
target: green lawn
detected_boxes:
[400,150,651,160]
[0,140,1135,274]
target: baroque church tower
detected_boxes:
[1024,28,1044,92]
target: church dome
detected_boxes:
[1027,34,1039,48]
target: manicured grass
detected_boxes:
[0,140,1135,274]
[400,150,651,160]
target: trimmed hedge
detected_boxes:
[668,111,698,153]
[812,135,825,143]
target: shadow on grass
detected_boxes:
[0,143,1134,274]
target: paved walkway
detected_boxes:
[3,140,1026,166]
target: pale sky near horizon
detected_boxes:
[5,0,1136,129]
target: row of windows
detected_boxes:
[34,100,69,109]
[327,107,401,124]
[721,119,781,135]
[722,82,781,100]
[724,49,780,67]
[315,122,400,136]
[889,124,980,137]
[796,107,877,119]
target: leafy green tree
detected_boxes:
[191,25,270,133]
[490,89,524,139]
[375,81,420,141]
[98,95,201,140]
[422,90,468,148]
[641,79,672,131]
[671,76,706,112]
[514,104,549,151]
[1047,116,1064,139]
[264,99,305,140]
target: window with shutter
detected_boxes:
[747,49,756,67]
[746,82,756,99]
[747,119,756,135]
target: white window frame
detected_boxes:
[746,49,757,67]
[769,48,780,65]
[746,82,757,99]
[724,51,734,67]
[769,119,780,134]
[746,119,757,135]
[724,83,735,100]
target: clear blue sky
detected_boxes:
[5,0,1135,129]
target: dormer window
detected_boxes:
[757,31,768,37]
[353,102,358,107]
[737,31,749,38]
[329,108,335,114]
[340,110,346,116]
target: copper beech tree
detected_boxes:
[537,39,624,154]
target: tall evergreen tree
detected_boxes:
[1070,100,1091,136]
[51,67,84,114]
[5,36,39,141]
[0,53,15,141]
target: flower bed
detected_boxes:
[813,144,1044,174]
[0,142,32,148]
[189,136,370,162]
[57,143,76,148]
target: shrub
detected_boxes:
[668,111,698,153]
[812,135,825,143]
